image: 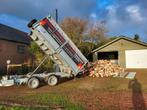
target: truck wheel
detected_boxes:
[27,77,39,89]
[48,75,58,86]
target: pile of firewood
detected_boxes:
[89,60,125,77]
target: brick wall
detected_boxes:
[0,39,31,73]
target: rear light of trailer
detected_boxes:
[39,20,47,26]
[77,63,83,69]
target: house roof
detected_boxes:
[0,23,30,44]
[92,37,147,53]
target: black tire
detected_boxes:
[27,77,40,89]
[27,19,37,28]
[76,72,83,78]
[48,75,58,86]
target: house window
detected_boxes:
[17,45,25,54]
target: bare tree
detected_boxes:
[60,17,108,59]
[60,17,87,45]
[87,20,108,44]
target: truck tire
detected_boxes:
[28,19,37,28]
[27,77,39,89]
[48,75,58,86]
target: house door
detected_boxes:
[125,49,147,68]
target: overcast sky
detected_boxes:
[0,0,147,41]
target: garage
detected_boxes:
[125,49,147,68]
[98,51,118,64]
[92,37,147,68]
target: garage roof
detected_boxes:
[0,23,30,44]
[92,37,147,53]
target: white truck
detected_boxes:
[0,15,89,89]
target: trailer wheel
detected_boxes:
[27,77,39,89]
[48,75,58,86]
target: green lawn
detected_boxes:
[0,93,84,110]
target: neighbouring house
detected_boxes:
[92,37,147,69]
[0,23,31,73]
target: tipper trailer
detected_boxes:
[0,15,89,89]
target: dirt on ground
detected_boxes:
[0,69,147,110]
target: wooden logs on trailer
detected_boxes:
[89,60,125,78]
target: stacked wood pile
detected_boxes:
[89,60,125,77]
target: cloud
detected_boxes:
[0,0,97,20]
[90,13,97,19]
[96,1,147,41]
[0,0,97,32]
[0,0,147,41]
[126,5,144,22]
[106,5,119,27]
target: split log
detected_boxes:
[89,60,125,78]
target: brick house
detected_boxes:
[0,23,31,73]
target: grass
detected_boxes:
[98,77,127,91]
[0,69,147,110]
[2,93,84,110]
[0,105,48,110]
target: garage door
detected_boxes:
[125,49,147,68]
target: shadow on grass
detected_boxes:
[128,78,146,110]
